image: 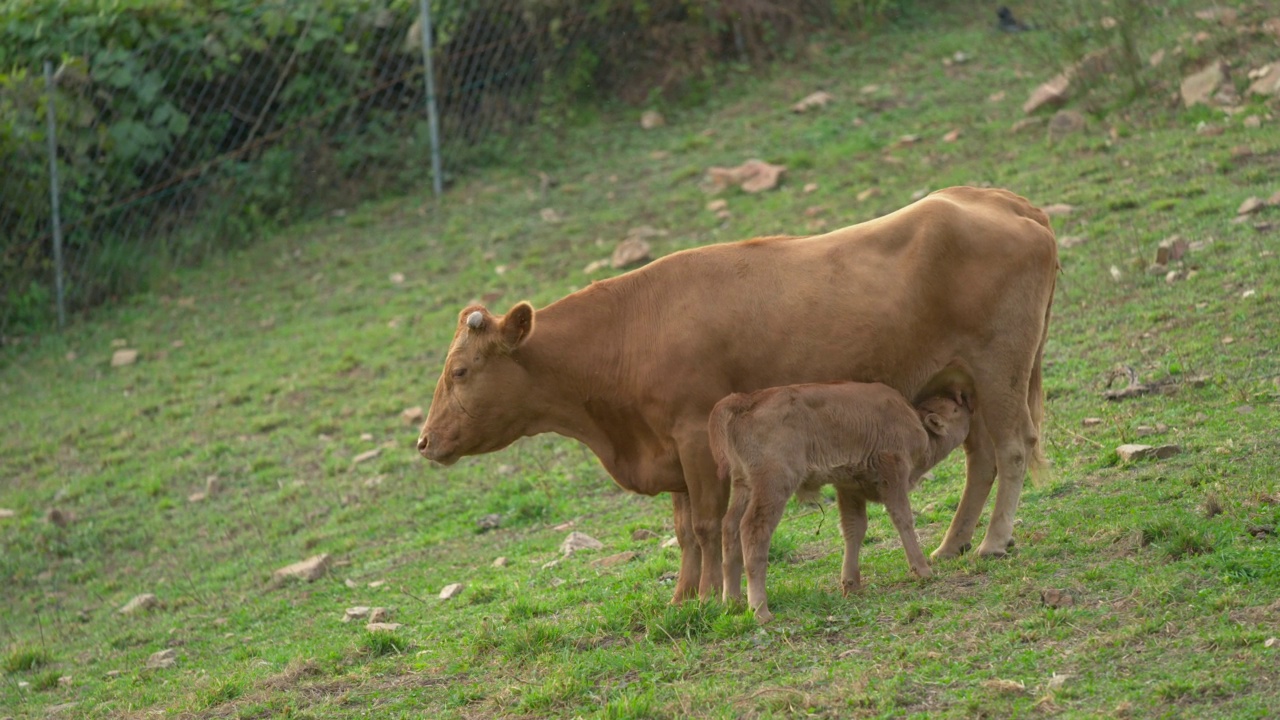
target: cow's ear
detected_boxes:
[923,413,946,436]
[500,302,535,349]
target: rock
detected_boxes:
[1082,417,1103,427]
[272,554,331,583]
[105,670,121,678]
[111,349,139,367]
[146,649,177,669]
[1135,425,1156,437]
[631,528,660,541]
[1048,673,1072,691]
[583,259,610,274]
[365,622,402,631]
[1116,444,1181,462]
[541,558,561,570]
[1040,588,1075,608]
[476,513,502,532]
[561,531,604,555]
[661,536,680,549]
[0,508,15,519]
[360,432,374,442]
[342,606,371,623]
[1238,197,1265,215]
[857,187,882,202]
[611,238,652,270]
[388,272,405,284]
[640,110,665,129]
[368,607,391,623]
[591,551,638,568]
[45,507,71,527]
[401,407,424,425]
[119,594,160,614]
[942,128,962,142]
[1269,190,1280,206]
[803,182,818,193]
[706,199,728,212]
[493,556,509,567]
[352,448,382,465]
[1023,73,1071,114]
[792,91,834,113]
[368,580,385,588]
[1042,204,1074,217]
[188,491,206,503]
[439,582,464,600]
[982,678,1027,694]
[205,476,223,497]
[1049,110,1086,138]
[345,578,359,589]
[1265,637,1277,648]
[705,159,786,194]
[1181,61,1228,108]
[1011,117,1046,134]
[1149,49,1165,67]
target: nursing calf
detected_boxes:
[710,382,973,623]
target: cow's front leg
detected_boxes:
[670,492,701,603]
[679,435,729,600]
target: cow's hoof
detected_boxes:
[930,541,972,561]
[841,580,861,597]
[976,544,1009,559]
[913,566,934,580]
[754,608,775,624]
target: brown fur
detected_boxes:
[708,382,971,622]
[416,186,1059,603]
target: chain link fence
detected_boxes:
[1,0,879,339]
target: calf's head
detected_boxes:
[916,394,973,462]
[417,302,535,465]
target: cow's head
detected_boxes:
[417,302,535,465]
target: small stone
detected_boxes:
[364,622,402,631]
[272,554,331,583]
[188,491,206,503]
[493,556,509,567]
[988,91,1006,102]
[146,649,177,669]
[611,238,652,270]
[401,407,425,425]
[439,582,464,600]
[105,670,121,678]
[45,508,71,527]
[1058,235,1087,249]
[205,476,223,496]
[661,536,680,549]
[360,432,374,442]
[631,528,660,541]
[1135,425,1156,437]
[342,606,371,623]
[368,580,385,588]
[1110,265,1123,282]
[1042,203,1074,217]
[803,182,818,193]
[591,551,638,568]
[345,578,359,589]
[111,338,127,347]
[1116,444,1181,462]
[1049,110,1086,138]
[120,593,161,614]
[1269,190,1280,206]
[1265,637,1277,648]
[706,199,728,212]
[857,187,882,202]
[583,259,610,274]
[982,678,1027,694]
[496,464,516,476]
[368,607,391,623]
[352,448,382,465]
[640,110,665,129]
[1023,73,1071,114]
[363,475,383,489]
[1244,116,1262,129]
[1048,673,1071,690]
[1238,197,1265,215]
[561,531,604,555]
[1082,417,1103,427]
[541,558,561,570]
[57,676,72,687]
[1149,49,1165,67]
[0,509,15,519]
[111,349,139,367]
[1011,117,1045,134]
[1041,588,1075,608]
[1181,61,1228,108]
[388,272,405,284]
[791,91,834,113]
[942,128,962,142]
[476,513,502,532]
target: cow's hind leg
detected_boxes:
[722,475,749,603]
[933,412,996,560]
[670,492,701,603]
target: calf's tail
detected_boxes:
[707,393,753,487]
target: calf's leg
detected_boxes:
[877,455,931,579]
[722,475,749,603]
[740,466,794,623]
[835,486,867,595]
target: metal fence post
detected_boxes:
[418,0,444,198]
[42,60,67,329]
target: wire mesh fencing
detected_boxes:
[1,0,869,339]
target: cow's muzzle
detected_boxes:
[416,431,459,466]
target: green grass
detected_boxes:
[4,2,1280,717]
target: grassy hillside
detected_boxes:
[3,3,1279,718]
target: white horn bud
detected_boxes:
[466,310,484,329]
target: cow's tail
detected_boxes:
[1027,271,1056,488]
[707,393,753,487]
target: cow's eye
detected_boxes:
[452,367,468,379]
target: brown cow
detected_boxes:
[417,186,1057,604]
[709,382,973,623]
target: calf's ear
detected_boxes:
[924,413,947,436]
[500,301,535,350]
